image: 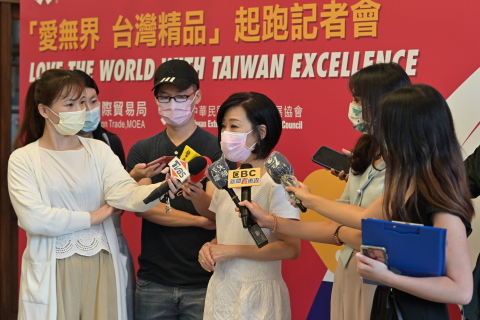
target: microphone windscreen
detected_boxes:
[265,151,294,184]
[190,156,212,183]
[188,156,208,175]
[207,156,230,189]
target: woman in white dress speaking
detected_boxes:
[198,92,301,320]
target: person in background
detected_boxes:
[460,142,480,319]
[10,69,167,320]
[235,63,410,320]
[127,59,222,320]
[73,69,137,320]
[198,92,300,320]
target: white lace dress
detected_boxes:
[203,174,300,320]
[39,147,111,258]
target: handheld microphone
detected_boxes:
[207,157,268,248]
[143,156,210,204]
[207,156,242,206]
[265,151,307,212]
[189,156,212,184]
[240,163,254,228]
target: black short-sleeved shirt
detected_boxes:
[371,193,472,320]
[465,145,480,198]
[127,127,222,288]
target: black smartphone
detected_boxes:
[312,146,349,174]
[360,245,388,265]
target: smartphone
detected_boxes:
[146,156,175,167]
[312,146,350,174]
[360,245,388,265]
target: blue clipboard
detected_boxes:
[361,219,447,286]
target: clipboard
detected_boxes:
[361,218,447,286]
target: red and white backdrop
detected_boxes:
[20,0,480,319]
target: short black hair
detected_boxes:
[216,92,282,159]
[73,69,99,94]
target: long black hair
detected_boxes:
[348,63,411,174]
[380,84,474,223]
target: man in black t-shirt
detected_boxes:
[127,60,221,320]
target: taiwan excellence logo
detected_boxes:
[34,0,54,5]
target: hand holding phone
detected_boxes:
[357,246,389,286]
[360,245,388,265]
[146,156,175,167]
[312,146,350,174]
[130,157,173,182]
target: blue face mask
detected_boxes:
[82,106,101,132]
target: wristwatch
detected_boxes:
[334,225,345,245]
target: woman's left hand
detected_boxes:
[199,242,216,272]
[210,244,237,263]
[356,252,390,284]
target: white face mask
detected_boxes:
[46,107,86,135]
[348,102,368,134]
[220,130,257,163]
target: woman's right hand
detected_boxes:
[90,204,120,226]
[199,242,216,272]
[129,163,165,182]
[285,181,315,208]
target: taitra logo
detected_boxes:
[35,0,53,4]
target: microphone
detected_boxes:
[189,156,212,184]
[207,157,268,248]
[265,151,307,212]
[240,163,254,228]
[206,155,235,198]
[143,156,209,204]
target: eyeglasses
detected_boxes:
[156,91,196,104]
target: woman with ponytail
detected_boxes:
[10,69,167,320]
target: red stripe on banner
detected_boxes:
[463,121,480,146]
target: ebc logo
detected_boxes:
[35,0,54,5]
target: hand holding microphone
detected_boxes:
[265,151,307,212]
[167,156,212,199]
[207,156,268,248]
[237,200,274,230]
[283,181,314,209]
[143,156,211,204]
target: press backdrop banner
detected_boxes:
[20,0,480,319]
